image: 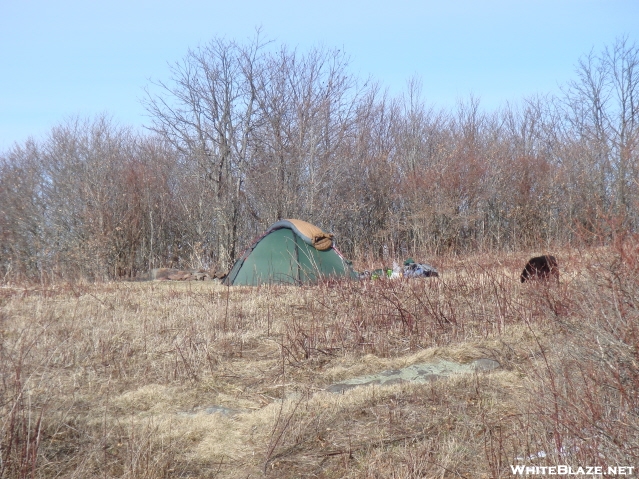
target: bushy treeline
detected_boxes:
[1,35,638,281]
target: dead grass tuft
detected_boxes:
[1,247,637,477]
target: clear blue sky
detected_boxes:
[1,0,638,152]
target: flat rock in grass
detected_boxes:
[471,358,501,371]
[177,358,502,416]
[326,358,500,393]
[178,405,243,417]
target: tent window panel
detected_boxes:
[234,229,298,285]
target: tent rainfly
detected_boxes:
[223,219,357,286]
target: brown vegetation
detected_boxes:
[148,268,213,281]
[1,33,638,478]
[1,243,637,478]
[1,37,638,282]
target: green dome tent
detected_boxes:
[223,219,358,286]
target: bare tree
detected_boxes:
[0,140,45,281]
[144,32,268,268]
[247,45,364,228]
[562,36,639,230]
[3,35,639,283]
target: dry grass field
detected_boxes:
[1,244,638,478]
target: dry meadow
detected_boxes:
[1,245,638,478]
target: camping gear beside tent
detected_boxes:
[367,259,439,280]
[223,219,358,286]
[403,258,439,278]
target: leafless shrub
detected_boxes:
[515,238,639,470]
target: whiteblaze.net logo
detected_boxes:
[510,465,635,476]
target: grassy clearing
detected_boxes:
[1,246,637,478]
